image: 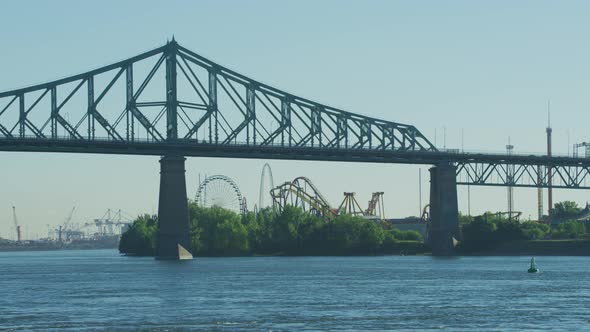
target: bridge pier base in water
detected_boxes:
[429,163,460,256]
[156,155,193,260]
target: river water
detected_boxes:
[1,250,589,331]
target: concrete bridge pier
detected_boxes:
[156,154,193,260]
[429,163,461,256]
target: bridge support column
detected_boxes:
[156,155,193,260]
[429,163,460,256]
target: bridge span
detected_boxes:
[2,39,589,257]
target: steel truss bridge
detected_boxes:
[2,39,590,257]
[1,39,590,189]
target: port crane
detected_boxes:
[63,206,76,231]
[12,206,21,242]
[92,209,131,236]
[53,206,76,242]
[61,206,78,242]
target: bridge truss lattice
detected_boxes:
[3,40,590,190]
[0,39,435,153]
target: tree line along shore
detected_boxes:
[119,201,590,257]
[119,203,425,257]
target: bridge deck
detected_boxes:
[0,136,583,165]
[1,137,589,189]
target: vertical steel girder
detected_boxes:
[280,98,291,146]
[165,43,178,140]
[337,116,348,148]
[87,76,95,139]
[126,64,134,141]
[18,94,25,138]
[246,85,255,145]
[208,69,218,144]
[50,87,57,138]
[311,106,321,147]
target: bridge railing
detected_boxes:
[0,135,585,163]
[0,134,583,158]
[436,147,576,159]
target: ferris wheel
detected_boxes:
[195,175,247,214]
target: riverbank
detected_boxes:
[0,237,119,252]
[122,241,430,257]
[119,239,590,257]
[460,240,590,256]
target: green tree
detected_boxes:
[357,220,385,253]
[381,231,398,251]
[295,213,325,254]
[520,221,550,240]
[551,201,582,218]
[325,215,385,255]
[390,228,423,241]
[458,212,474,224]
[249,207,276,254]
[118,214,157,256]
[460,216,497,252]
[211,219,250,255]
[120,203,426,257]
[327,214,361,254]
[270,205,302,253]
[191,205,249,256]
[494,221,525,242]
[552,220,587,239]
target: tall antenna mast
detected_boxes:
[547,100,551,128]
[546,100,553,216]
[506,137,514,220]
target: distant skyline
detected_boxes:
[2,0,590,239]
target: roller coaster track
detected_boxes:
[271,177,387,220]
[270,177,336,221]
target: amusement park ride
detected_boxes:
[195,174,248,215]
[194,164,389,222]
[270,177,387,221]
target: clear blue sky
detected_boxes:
[1,0,590,239]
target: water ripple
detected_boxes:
[1,251,589,331]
